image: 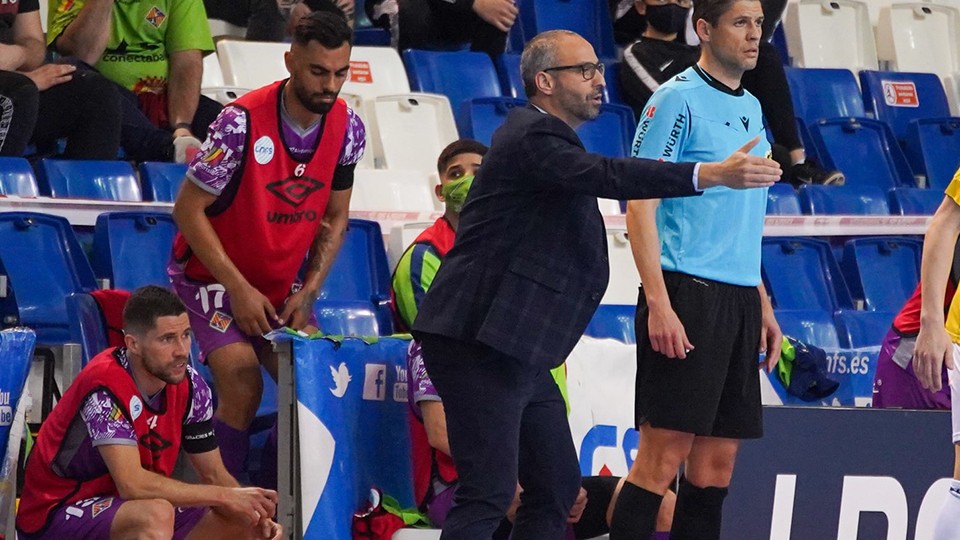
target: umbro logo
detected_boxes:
[740,116,750,131]
[266,176,325,207]
[674,75,689,82]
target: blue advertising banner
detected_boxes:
[761,346,880,407]
[0,329,34,460]
[289,335,414,540]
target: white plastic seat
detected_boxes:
[216,40,290,88]
[350,169,438,213]
[201,52,250,105]
[371,93,459,173]
[597,198,622,215]
[208,19,247,39]
[785,0,879,72]
[341,46,412,100]
[601,228,640,305]
[387,221,434,269]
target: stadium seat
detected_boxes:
[766,183,801,215]
[353,27,391,47]
[888,187,944,215]
[139,162,187,202]
[207,19,246,39]
[387,221,432,269]
[761,237,854,311]
[807,118,914,190]
[783,67,865,124]
[216,40,288,89]
[495,53,524,99]
[603,61,624,105]
[775,309,841,349]
[576,104,635,158]
[0,212,97,343]
[341,46,412,99]
[841,236,922,312]
[93,212,178,291]
[314,300,383,336]
[350,169,439,213]
[584,304,636,343]
[834,309,896,348]
[66,293,109,366]
[784,0,878,72]
[518,0,617,60]
[602,228,640,305]
[370,93,459,173]
[201,52,249,105]
[457,97,527,145]
[876,3,960,83]
[36,159,141,201]
[904,117,960,191]
[402,49,502,114]
[0,157,39,197]
[859,71,952,143]
[798,184,890,215]
[317,219,394,333]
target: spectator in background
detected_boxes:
[203,0,353,43]
[169,12,364,487]
[616,0,844,187]
[16,286,283,540]
[0,0,120,158]
[873,238,960,410]
[47,0,223,162]
[392,138,675,539]
[366,0,517,56]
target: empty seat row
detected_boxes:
[0,157,186,202]
[765,184,945,216]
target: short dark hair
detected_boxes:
[293,10,353,49]
[123,286,187,336]
[437,139,489,177]
[693,0,756,28]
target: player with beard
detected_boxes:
[17,286,283,540]
[168,11,365,487]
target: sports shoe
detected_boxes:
[173,135,202,164]
[790,160,845,186]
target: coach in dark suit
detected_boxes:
[411,29,780,540]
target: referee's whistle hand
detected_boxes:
[697,136,781,190]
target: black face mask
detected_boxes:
[645,3,688,35]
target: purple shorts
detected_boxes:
[19,496,207,540]
[872,328,951,409]
[169,270,317,363]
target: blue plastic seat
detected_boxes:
[766,183,801,215]
[457,97,527,146]
[402,49,502,114]
[518,0,617,60]
[584,304,636,344]
[317,219,393,334]
[808,117,915,189]
[93,212,177,291]
[798,184,889,215]
[0,157,40,197]
[353,27,391,46]
[495,53,524,99]
[603,62,623,105]
[139,162,187,202]
[36,159,141,201]
[834,310,895,348]
[761,237,854,311]
[775,309,841,349]
[576,103,635,158]
[904,118,960,191]
[66,293,109,366]
[784,67,865,124]
[0,212,97,343]
[859,71,952,142]
[888,187,944,215]
[314,300,382,337]
[841,237,922,312]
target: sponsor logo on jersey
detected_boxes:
[145,5,166,27]
[209,310,233,333]
[253,136,275,165]
[91,497,114,518]
[740,116,750,131]
[129,396,143,421]
[265,176,325,207]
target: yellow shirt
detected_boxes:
[944,170,960,342]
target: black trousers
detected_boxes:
[0,69,121,159]
[419,333,581,540]
[397,0,507,56]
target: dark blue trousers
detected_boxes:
[419,333,581,540]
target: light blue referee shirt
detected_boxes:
[631,64,769,287]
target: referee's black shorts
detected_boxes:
[634,270,764,439]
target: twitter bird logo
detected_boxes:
[330,362,351,398]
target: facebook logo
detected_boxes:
[362,364,387,401]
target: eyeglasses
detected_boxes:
[543,62,606,81]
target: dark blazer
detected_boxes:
[412,105,699,368]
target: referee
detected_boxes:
[610,0,782,538]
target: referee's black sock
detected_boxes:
[609,480,663,540]
[670,476,729,540]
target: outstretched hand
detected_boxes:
[698,136,781,190]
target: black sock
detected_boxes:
[670,477,729,540]
[609,480,663,540]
